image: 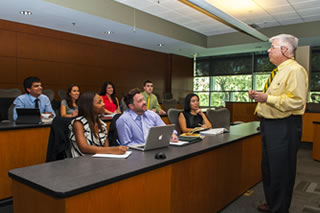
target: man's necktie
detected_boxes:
[262,68,278,93]
[35,98,39,108]
[254,68,278,114]
[147,96,150,109]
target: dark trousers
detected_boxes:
[260,115,302,213]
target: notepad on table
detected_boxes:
[92,151,132,159]
[170,141,190,146]
[200,128,228,136]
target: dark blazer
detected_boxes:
[46,116,73,162]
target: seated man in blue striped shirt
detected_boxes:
[13,76,56,121]
[116,88,178,146]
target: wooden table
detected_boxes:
[0,122,50,200]
[9,122,262,213]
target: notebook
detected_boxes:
[16,108,41,124]
[128,124,175,151]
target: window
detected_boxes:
[194,52,276,107]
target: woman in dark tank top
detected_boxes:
[178,93,212,133]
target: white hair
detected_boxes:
[269,34,298,54]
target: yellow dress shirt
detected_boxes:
[257,59,308,119]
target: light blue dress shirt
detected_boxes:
[116,109,166,146]
[13,94,56,121]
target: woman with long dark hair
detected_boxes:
[69,92,127,157]
[99,81,121,115]
[178,93,212,133]
[60,84,80,118]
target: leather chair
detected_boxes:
[206,108,231,130]
[0,88,22,98]
[167,108,182,133]
[43,89,55,102]
[58,89,67,100]
[162,99,177,113]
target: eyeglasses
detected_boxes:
[270,45,282,50]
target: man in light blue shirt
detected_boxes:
[116,88,178,146]
[13,76,56,121]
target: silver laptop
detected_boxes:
[129,124,175,151]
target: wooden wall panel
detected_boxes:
[0,57,16,83]
[0,19,193,99]
[0,30,16,57]
[17,33,60,61]
[171,54,193,100]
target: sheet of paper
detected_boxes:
[92,151,132,159]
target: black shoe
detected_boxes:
[257,203,270,212]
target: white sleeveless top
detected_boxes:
[69,116,107,157]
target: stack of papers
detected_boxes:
[92,151,132,159]
[200,128,227,135]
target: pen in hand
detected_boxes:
[116,139,121,146]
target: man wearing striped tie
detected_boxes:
[142,80,166,115]
[249,34,308,213]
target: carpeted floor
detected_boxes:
[0,143,319,213]
[220,142,320,213]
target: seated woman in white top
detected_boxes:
[69,91,128,157]
[60,84,80,118]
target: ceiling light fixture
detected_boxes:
[157,43,164,47]
[105,31,113,35]
[19,11,32,15]
[179,0,269,41]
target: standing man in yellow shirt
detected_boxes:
[249,34,308,213]
[142,80,166,115]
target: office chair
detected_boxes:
[0,88,22,98]
[167,108,182,133]
[43,89,55,102]
[162,99,177,113]
[206,108,231,130]
[58,89,67,100]
[120,97,128,112]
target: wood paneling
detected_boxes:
[302,113,320,142]
[171,54,193,100]
[0,30,16,57]
[240,135,262,193]
[0,19,193,100]
[171,151,218,213]
[0,127,50,199]
[12,181,66,213]
[313,123,320,161]
[0,57,16,83]
[225,102,259,122]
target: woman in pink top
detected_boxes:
[99,81,121,115]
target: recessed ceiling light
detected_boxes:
[157,43,164,47]
[20,11,32,15]
[105,31,113,35]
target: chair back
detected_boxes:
[206,108,231,130]
[167,108,182,133]
[0,88,22,98]
[58,89,67,100]
[120,97,128,112]
[162,99,177,112]
[43,89,55,102]
[0,89,21,121]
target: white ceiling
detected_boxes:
[1,0,320,58]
